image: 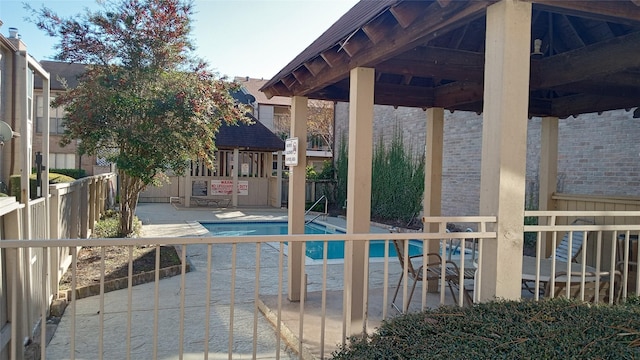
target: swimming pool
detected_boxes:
[200,221,427,260]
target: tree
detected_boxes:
[30,0,250,236]
[307,100,334,154]
[272,100,334,153]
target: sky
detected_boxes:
[0,0,359,79]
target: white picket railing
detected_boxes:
[0,218,495,360]
[1,208,639,359]
[524,211,640,304]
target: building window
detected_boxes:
[50,153,76,169]
[35,95,66,134]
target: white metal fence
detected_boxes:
[1,210,639,359]
[524,211,640,304]
[0,218,495,360]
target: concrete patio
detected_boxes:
[45,203,463,359]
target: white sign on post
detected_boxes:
[285,138,299,166]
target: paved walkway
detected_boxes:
[45,203,458,359]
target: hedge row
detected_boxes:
[332,298,640,359]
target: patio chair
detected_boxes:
[552,218,593,263]
[544,270,622,304]
[523,218,593,294]
[391,237,473,313]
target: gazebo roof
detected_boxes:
[215,113,285,152]
[260,0,640,118]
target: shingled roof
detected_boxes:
[215,113,284,152]
[35,60,86,90]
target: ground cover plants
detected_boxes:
[332,298,640,359]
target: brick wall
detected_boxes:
[335,103,640,216]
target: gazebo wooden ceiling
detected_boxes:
[260,0,640,118]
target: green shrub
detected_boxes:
[93,209,142,238]
[335,133,348,209]
[370,128,424,224]
[332,298,640,359]
[9,173,76,201]
[50,168,87,179]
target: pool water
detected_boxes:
[200,221,429,260]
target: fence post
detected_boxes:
[70,183,79,239]
[4,207,27,360]
[80,180,89,238]
[88,178,96,235]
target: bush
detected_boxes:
[9,173,76,201]
[335,133,348,210]
[370,128,424,224]
[50,168,87,179]
[93,209,142,238]
[332,298,640,359]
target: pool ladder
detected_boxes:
[305,195,328,224]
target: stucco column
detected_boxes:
[478,0,532,301]
[539,116,559,256]
[343,67,374,334]
[424,108,444,294]
[276,150,283,208]
[288,96,308,301]
[184,167,191,207]
[232,148,239,207]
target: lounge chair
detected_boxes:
[523,218,593,294]
[544,270,622,304]
[552,218,593,263]
[391,236,473,313]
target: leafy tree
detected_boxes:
[272,100,334,153]
[306,100,334,154]
[30,0,250,235]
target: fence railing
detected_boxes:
[2,208,639,359]
[0,173,116,359]
[0,216,494,359]
[524,210,640,302]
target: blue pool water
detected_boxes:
[200,221,428,260]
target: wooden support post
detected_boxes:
[478,0,532,301]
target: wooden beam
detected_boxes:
[389,1,430,28]
[304,56,328,77]
[341,30,370,57]
[361,12,396,45]
[601,72,640,87]
[526,1,640,25]
[281,74,298,89]
[551,93,640,117]
[292,66,312,84]
[263,81,291,98]
[320,46,349,68]
[550,80,640,100]
[531,31,640,89]
[377,46,485,82]
[433,81,484,108]
[287,1,492,97]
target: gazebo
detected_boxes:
[260,0,640,326]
